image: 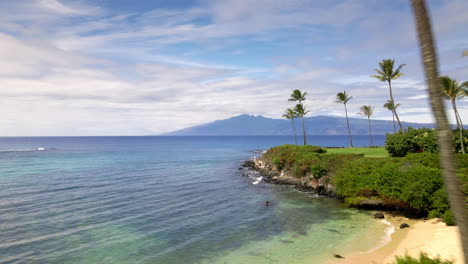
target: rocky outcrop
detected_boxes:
[242,157,336,197]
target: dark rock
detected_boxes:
[333,253,345,259]
[374,212,385,219]
[238,167,243,170]
[242,160,256,169]
[400,223,410,229]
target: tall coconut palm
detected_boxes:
[383,100,401,132]
[411,0,468,258]
[371,59,405,130]
[359,105,374,146]
[440,76,466,154]
[293,104,309,145]
[335,91,353,147]
[283,108,298,145]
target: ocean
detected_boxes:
[0,135,390,263]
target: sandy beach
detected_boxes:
[329,214,464,264]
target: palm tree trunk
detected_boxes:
[292,118,298,145]
[301,116,307,145]
[368,116,373,146]
[388,81,404,131]
[344,104,353,147]
[411,0,468,260]
[453,100,464,128]
[392,112,396,132]
[394,108,403,131]
[453,100,466,154]
[457,110,464,129]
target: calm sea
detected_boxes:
[0,135,389,263]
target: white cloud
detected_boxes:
[0,0,466,136]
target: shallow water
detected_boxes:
[0,136,387,263]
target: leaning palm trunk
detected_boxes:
[344,104,353,147]
[292,118,298,145]
[368,116,373,146]
[393,107,403,131]
[411,0,468,259]
[388,82,403,130]
[452,100,466,154]
[301,116,307,145]
[392,112,396,132]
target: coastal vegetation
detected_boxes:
[325,147,388,158]
[393,253,454,264]
[257,144,468,225]
[385,127,439,157]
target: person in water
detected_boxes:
[265,201,271,206]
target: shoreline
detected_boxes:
[242,154,464,264]
[329,214,464,264]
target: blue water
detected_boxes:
[0,136,387,263]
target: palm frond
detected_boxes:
[289,89,307,102]
[335,91,352,104]
[293,104,309,117]
[359,105,374,117]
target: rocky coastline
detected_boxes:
[242,153,398,211]
[242,156,337,197]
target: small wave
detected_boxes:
[364,219,395,253]
[0,147,54,153]
[252,149,266,154]
[252,176,262,185]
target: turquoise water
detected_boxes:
[0,136,387,263]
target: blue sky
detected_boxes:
[0,0,467,136]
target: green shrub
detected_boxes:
[443,210,456,226]
[310,164,327,178]
[334,157,448,216]
[273,158,283,170]
[385,128,438,157]
[398,165,443,212]
[393,252,453,264]
[385,131,413,157]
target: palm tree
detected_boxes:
[411,0,468,258]
[440,76,466,154]
[283,108,298,145]
[289,90,309,145]
[359,105,374,146]
[371,59,405,130]
[293,104,309,145]
[335,91,353,147]
[288,89,307,104]
[383,100,401,132]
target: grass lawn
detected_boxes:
[325,147,389,158]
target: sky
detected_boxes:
[0,0,467,136]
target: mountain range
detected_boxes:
[163,114,436,136]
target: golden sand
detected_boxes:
[329,215,464,264]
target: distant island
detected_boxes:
[162,114,436,136]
